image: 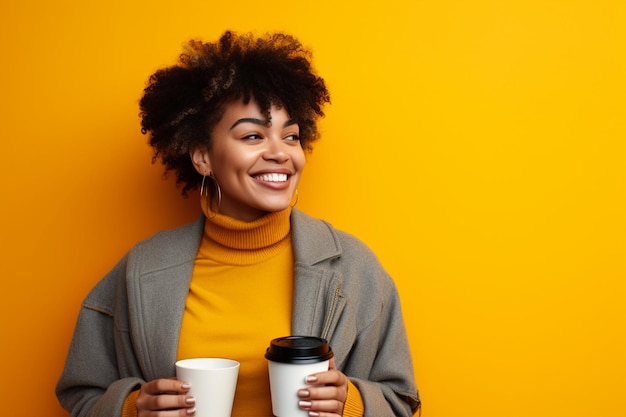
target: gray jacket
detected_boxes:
[56,209,420,416]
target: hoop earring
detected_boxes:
[211,173,222,215]
[290,189,299,208]
[200,173,222,218]
[200,175,208,197]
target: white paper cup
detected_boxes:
[267,359,330,417]
[175,358,240,417]
[265,336,333,417]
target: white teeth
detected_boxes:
[255,173,288,182]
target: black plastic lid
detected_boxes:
[265,336,334,364]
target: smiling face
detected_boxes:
[190,99,305,222]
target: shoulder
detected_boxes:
[128,215,204,273]
[291,208,381,264]
[83,216,204,313]
[291,209,391,287]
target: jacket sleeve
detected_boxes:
[56,255,146,417]
[347,282,420,416]
[333,237,421,417]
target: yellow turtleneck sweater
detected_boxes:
[178,206,294,416]
[121,204,364,417]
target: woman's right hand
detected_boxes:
[136,378,196,416]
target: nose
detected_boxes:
[262,137,289,163]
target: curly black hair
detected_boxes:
[139,30,331,195]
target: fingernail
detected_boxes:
[185,396,196,405]
[309,412,320,417]
[298,389,310,398]
[186,407,196,415]
[306,375,318,383]
[181,383,191,389]
[299,400,312,409]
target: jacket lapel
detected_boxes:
[290,210,347,351]
[126,216,204,380]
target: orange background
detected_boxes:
[1,1,624,416]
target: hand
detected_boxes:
[136,378,196,417]
[297,357,348,417]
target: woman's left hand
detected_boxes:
[297,357,348,417]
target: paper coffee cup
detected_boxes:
[265,336,334,417]
[175,358,240,417]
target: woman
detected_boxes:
[56,31,420,417]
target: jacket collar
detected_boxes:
[291,209,342,265]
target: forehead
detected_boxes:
[221,98,263,119]
[217,98,292,128]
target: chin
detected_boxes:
[259,200,292,213]
[265,204,291,213]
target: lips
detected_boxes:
[253,173,288,182]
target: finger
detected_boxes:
[300,385,347,402]
[137,392,196,412]
[298,398,344,416]
[152,393,196,411]
[305,412,341,417]
[138,407,196,417]
[142,378,191,395]
[306,369,347,387]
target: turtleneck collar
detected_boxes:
[197,201,293,265]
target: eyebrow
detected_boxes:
[229,118,297,130]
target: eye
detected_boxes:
[242,133,263,140]
[284,134,300,141]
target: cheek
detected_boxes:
[293,149,306,172]
[213,149,253,176]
